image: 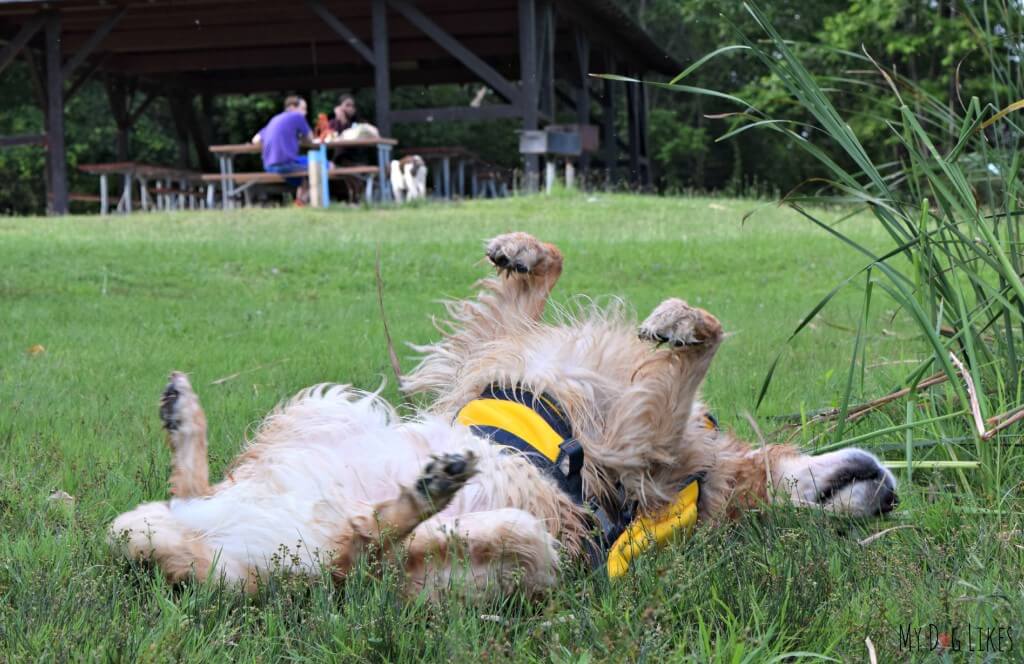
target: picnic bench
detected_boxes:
[200,165,380,205]
[78,162,206,215]
[210,137,397,208]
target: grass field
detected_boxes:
[1,194,1021,661]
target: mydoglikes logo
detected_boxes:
[896,623,1013,654]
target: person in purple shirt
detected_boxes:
[252,96,314,204]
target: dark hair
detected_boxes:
[284,95,306,109]
[338,94,355,105]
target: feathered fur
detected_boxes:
[110,232,897,596]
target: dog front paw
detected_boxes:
[415,451,479,511]
[639,298,722,349]
[485,233,562,277]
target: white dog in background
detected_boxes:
[390,156,428,203]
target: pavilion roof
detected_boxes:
[0,0,681,94]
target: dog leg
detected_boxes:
[159,372,211,498]
[404,508,560,599]
[330,451,478,579]
[403,232,563,397]
[108,502,236,585]
[598,299,724,506]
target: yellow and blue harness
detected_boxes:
[456,385,713,578]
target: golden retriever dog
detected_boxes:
[109,232,896,596]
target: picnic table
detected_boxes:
[78,162,206,215]
[399,146,477,199]
[210,137,398,208]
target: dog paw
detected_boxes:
[486,233,562,277]
[415,451,479,510]
[159,372,201,436]
[639,298,722,349]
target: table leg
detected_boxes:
[457,159,465,198]
[100,174,109,215]
[377,144,392,203]
[124,173,133,213]
[138,177,150,211]
[226,157,236,208]
[218,155,227,208]
[442,157,451,199]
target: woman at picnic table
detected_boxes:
[251,95,314,206]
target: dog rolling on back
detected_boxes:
[109,233,896,596]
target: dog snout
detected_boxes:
[876,485,898,514]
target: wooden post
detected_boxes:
[638,80,651,187]
[574,29,591,175]
[536,0,554,120]
[372,0,391,137]
[104,78,131,160]
[44,11,68,215]
[601,57,617,187]
[518,0,539,192]
[168,96,192,168]
[626,74,640,186]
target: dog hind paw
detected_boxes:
[159,372,201,435]
[415,451,479,509]
[639,298,723,349]
[486,233,562,277]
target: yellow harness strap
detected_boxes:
[459,388,716,579]
[606,478,700,578]
[456,398,563,462]
[606,413,715,578]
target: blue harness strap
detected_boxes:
[457,384,719,571]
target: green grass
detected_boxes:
[1,194,1021,661]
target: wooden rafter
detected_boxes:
[387,0,520,104]
[306,0,375,65]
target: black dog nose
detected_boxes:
[878,487,898,514]
[445,458,466,476]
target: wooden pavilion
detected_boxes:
[0,0,679,214]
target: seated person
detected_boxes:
[329,95,357,135]
[252,95,314,205]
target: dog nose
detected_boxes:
[877,487,898,514]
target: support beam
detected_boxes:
[66,53,110,103]
[127,90,158,126]
[372,0,391,137]
[536,0,554,119]
[305,0,375,65]
[638,80,651,186]
[574,29,590,173]
[0,133,47,149]
[518,0,539,192]
[44,12,68,215]
[388,0,521,105]
[390,104,521,123]
[61,7,126,80]
[600,58,617,184]
[167,96,192,168]
[182,95,216,172]
[625,74,640,184]
[0,12,45,77]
